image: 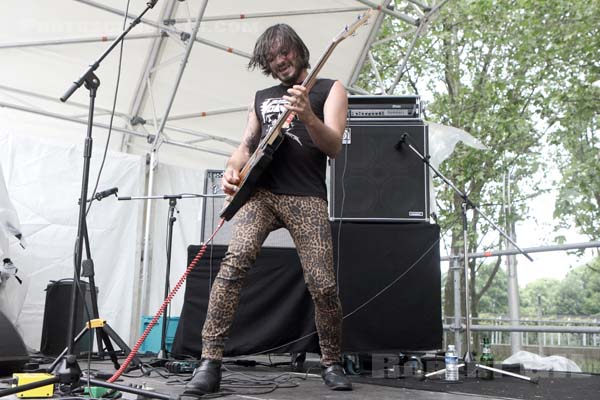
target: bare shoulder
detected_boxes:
[242,101,261,153]
[324,80,348,112]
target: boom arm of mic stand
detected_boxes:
[60,1,159,102]
[405,142,533,262]
[116,193,226,201]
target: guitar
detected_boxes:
[219,10,372,221]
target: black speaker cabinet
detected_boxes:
[330,119,429,221]
[0,311,29,375]
[40,280,96,356]
[201,169,295,248]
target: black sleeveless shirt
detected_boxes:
[254,78,336,200]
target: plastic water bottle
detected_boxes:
[445,344,459,381]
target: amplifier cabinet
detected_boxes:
[330,120,429,222]
[201,170,295,248]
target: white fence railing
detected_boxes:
[443,316,600,348]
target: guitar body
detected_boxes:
[219,134,285,220]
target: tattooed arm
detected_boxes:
[222,102,261,195]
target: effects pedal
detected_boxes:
[164,361,199,374]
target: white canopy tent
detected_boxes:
[0,0,441,349]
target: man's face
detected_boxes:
[267,44,303,85]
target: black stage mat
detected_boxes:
[351,370,600,400]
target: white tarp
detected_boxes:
[0,0,395,349]
[0,130,144,348]
[146,163,205,320]
[0,0,381,169]
[503,351,582,373]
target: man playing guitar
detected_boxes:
[185,23,351,394]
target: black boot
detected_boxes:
[322,363,353,391]
[184,358,222,395]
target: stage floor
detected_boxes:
[2,355,598,400]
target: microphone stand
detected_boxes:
[117,193,224,363]
[46,190,142,373]
[398,133,535,383]
[0,2,178,399]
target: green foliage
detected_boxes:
[355,0,599,318]
[521,278,562,315]
[521,257,600,316]
[475,262,508,315]
[539,1,600,240]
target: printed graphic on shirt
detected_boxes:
[259,98,302,146]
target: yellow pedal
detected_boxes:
[87,318,107,329]
[12,373,55,398]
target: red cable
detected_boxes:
[107,218,225,383]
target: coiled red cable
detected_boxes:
[107,218,225,383]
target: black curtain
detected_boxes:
[172,222,441,358]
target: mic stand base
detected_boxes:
[422,361,538,384]
[0,355,176,400]
[47,319,142,373]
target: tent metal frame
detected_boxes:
[0,0,447,343]
[4,0,596,355]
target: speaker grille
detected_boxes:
[330,121,429,221]
[201,170,295,248]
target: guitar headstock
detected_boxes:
[333,9,373,44]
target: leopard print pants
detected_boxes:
[201,189,342,366]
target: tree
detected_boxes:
[475,262,508,316]
[521,257,600,316]
[535,2,600,241]
[520,278,561,316]
[555,258,600,315]
[354,0,599,340]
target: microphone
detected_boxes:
[394,133,409,151]
[94,187,118,201]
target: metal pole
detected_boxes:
[140,0,207,320]
[0,100,230,156]
[462,203,473,362]
[367,51,388,94]
[164,125,240,147]
[168,7,368,23]
[348,0,391,88]
[537,295,544,355]
[0,83,236,150]
[124,0,179,344]
[139,152,157,317]
[0,33,162,49]
[505,171,522,354]
[122,0,179,154]
[0,83,131,120]
[388,19,428,93]
[355,0,419,25]
[464,324,600,334]
[164,106,247,122]
[0,83,236,148]
[440,241,600,261]
[451,256,463,355]
[76,0,251,58]
[153,0,209,149]
[388,0,449,92]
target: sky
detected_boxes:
[512,188,596,287]
[439,172,597,288]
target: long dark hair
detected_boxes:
[248,24,310,77]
